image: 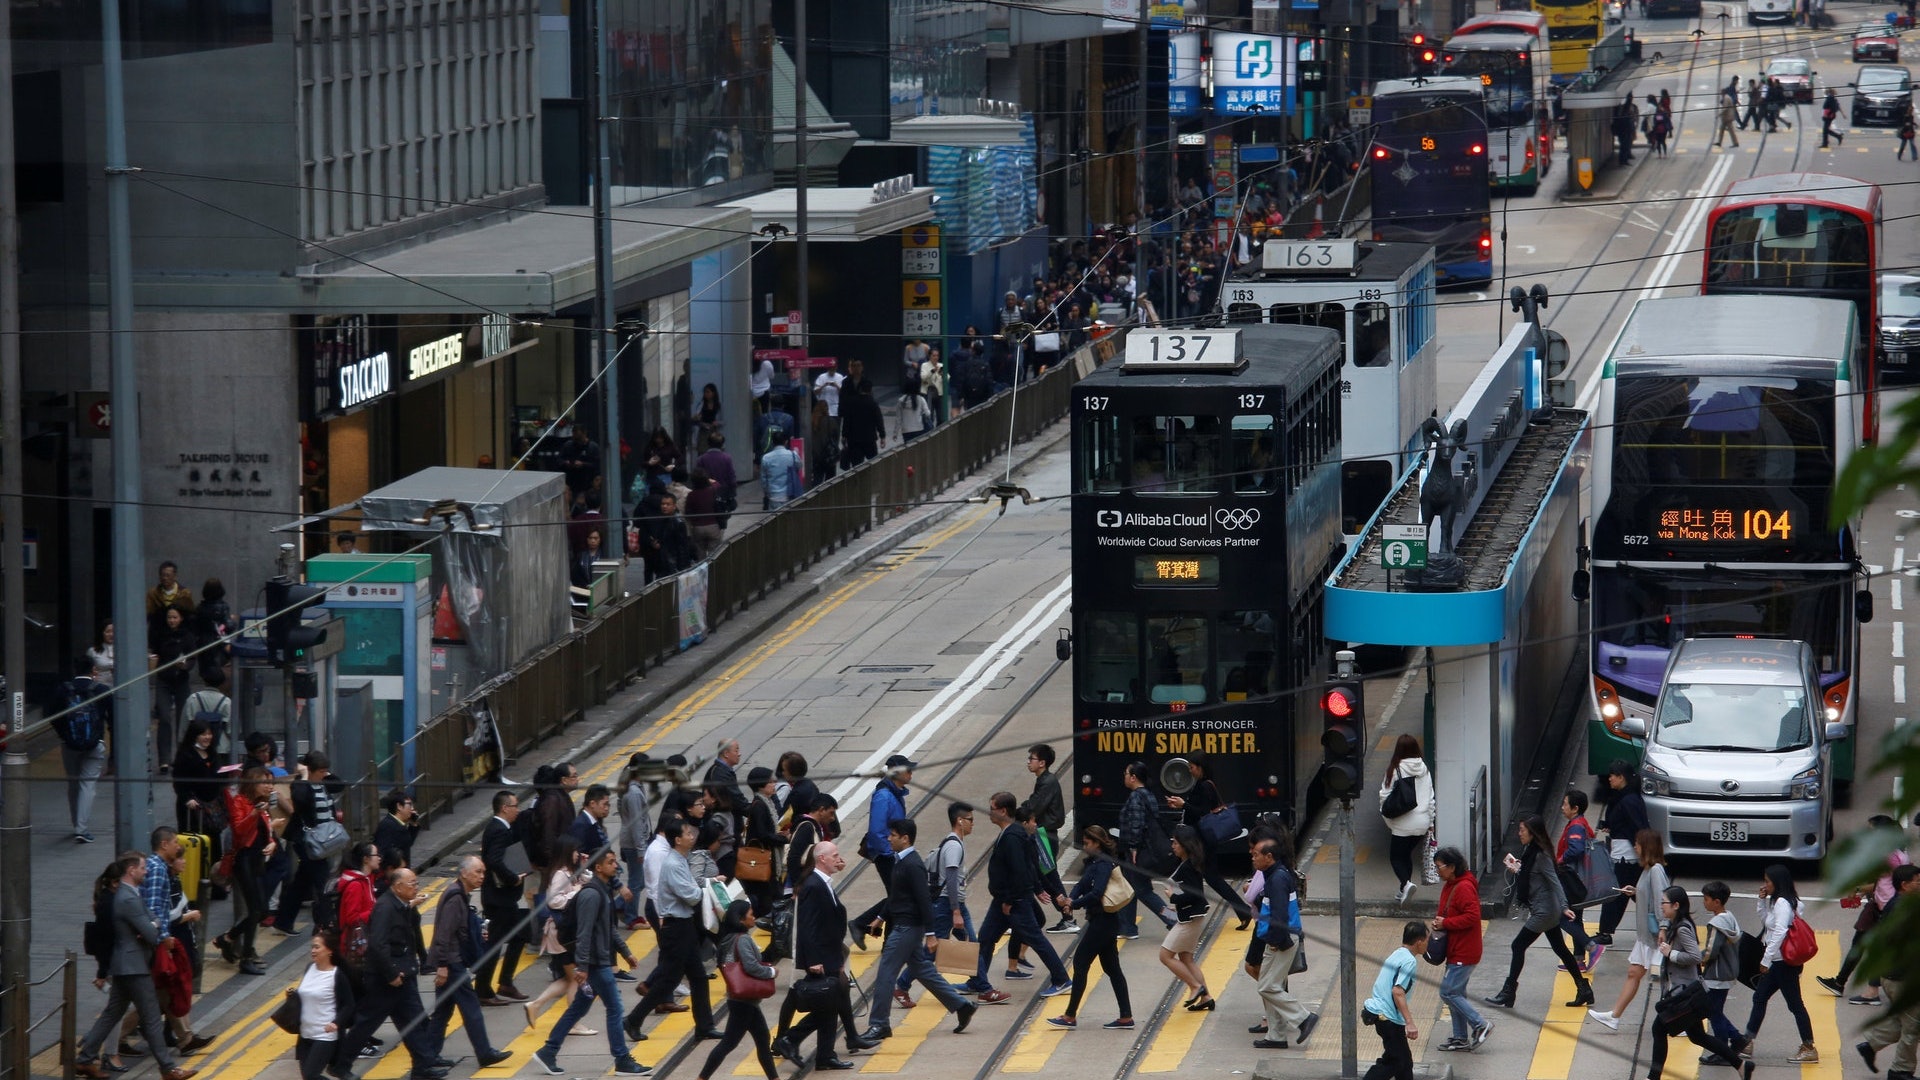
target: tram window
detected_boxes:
[1226,302,1264,325]
[1132,415,1223,493]
[1078,612,1139,703]
[1216,611,1279,701]
[1354,301,1391,367]
[1078,414,1128,493]
[1232,415,1276,493]
[1270,302,1346,352]
[1342,459,1394,534]
[1147,614,1208,704]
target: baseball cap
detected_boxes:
[885,754,918,770]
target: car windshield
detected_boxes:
[1858,68,1911,91]
[1768,59,1810,75]
[1655,681,1812,752]
[1857,26,1890,38]
[1883,277,1920,319]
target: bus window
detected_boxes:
[1216,611,1279,701]
[1078,612,1139,703]
[1232,415,1276,493]
[1271,302,1346,352]
[1132,415,1223,493]
[1354,301,1392,367]
[1147,614,1208,704]
[1226,302,1264,325]
[1079,413,1128,493]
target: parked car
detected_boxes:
[1748,0,1793,24]
[1852,65,1913,125]
[1764,57,1816,102]
[1853,24,1902,62]
[1879,273,1920,383]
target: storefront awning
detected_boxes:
[718,185,938,243]
[129,204,752,314]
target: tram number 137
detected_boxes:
[1145,334,1212,362]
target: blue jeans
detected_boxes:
[1744,961,1813,1044]
[900,898,972,991]
[1440,963,1484,1041]
[1704,987,1740,1044]
[429,967,501,1058]
[620,847,644,921]
[868,925,968,1029]
[541,964,633,1063]
[973,897,1067,988]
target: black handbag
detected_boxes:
[789,972,839,1013]
[270,989,302,1034]
[1423,929,1449,966]
[1381,776,1418,819]
[1737,931,1766,989]
[1654,980,1709,1026]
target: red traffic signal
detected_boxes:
[1322,687,1358,719]
[1320,677,1366,801]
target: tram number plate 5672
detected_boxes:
[1710,820,1748,843]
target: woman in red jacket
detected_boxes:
[1430,847,1491,1051]
[334,842,380,958]
[212,767,276,975]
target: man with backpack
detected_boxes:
[183,672,230,758]
[54,657,113,843]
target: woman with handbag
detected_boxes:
[1647,887,1743,1080]
[1046,826,1134,1030]
[1735,864,1818,1067]
[1587,829,1671,1030]
[698,900,778,1080]
[1378,736,1436,904]
[1159,826,1216,1011]
[521,835,599,1037]
[1167,758,1254,926]
[1483,815,1591,1010]
[283,930,356,1080]
[1430,847,1490,1051]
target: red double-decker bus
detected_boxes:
[1703,173,1883,442]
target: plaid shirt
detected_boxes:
[142,854,173,941]
[1118,786,1156,851]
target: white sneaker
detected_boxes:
[1588,1009,1620,1031]
[1395,882,1416,903]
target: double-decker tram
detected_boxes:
[1531,0,1603,82]
[1070,324,1345,831]
[1704,173,1883,441]
[1439,29,1554,192]
[1369,78,1493,285]
[1216,239,1439,542]
[1585,295,1871,802]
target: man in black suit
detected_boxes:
[474,790,528,1004]
[860,819,976,1041]
[771,842,874,1070]
[338,868,447,1080]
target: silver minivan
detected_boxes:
[1620,638,1845,861]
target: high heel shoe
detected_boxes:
[1566,981,1595,1008]
[1185,995,1217,1012]
[1182,990,1202,1007]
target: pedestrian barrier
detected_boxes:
[0,951,79,1080]
[398,333,1120,825]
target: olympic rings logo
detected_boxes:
[1215,508,1262,530]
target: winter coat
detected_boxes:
[1435,871,1484,966]
[1517,846,1567,933]
[1378,757,1436,837]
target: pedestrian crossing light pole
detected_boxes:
[1320,649,1364,1080]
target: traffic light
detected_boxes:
[264,575,328,667]
[1408,33,1438,75]
[1319,673,1366,801]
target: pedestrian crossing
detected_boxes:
[153,907,1865,1080]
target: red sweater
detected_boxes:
[1436,871,1484,965]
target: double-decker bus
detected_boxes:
[1070,324,1345,832]
[1217,239,1439,543]
[1531,0,1603,82]
[1704,173,1883,442]
[1369,78,1492,285]
[1584,295,1870,808]
[1439,29,1555,193]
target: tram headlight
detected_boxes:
[1790,764,1821,801]
[1822,677,1850,722]
[1592,675,1631,736]
[1641,760,1672,797]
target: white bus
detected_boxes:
[1439,28,1555,194]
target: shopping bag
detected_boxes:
[933,937,981,977]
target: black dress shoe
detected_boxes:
[770,1036,795,1061]
[427,1058,457,1069]
[859,1027,892,1043]
[845,1035,882,1051]
[955,1003,978,1033]
[696,1028,726,1041]
[477,1050,512,1069]
[410,1067,451,1080]
[816,1059,858,1071]
[1252,1038,1290,1049]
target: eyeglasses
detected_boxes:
[1660,899,1678,906]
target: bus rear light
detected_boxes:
[1469,143,1485,155]
[1479,232,1493,251]
[1373,147,1390,159]
[1824,678,1850,721]
[1080,785,1104,798]
[1525,141,1535,160]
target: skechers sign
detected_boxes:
[408,333,464,381]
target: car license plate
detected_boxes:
[1888,350,1909,366]
[1710,820,1749,843]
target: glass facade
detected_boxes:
[605,0,775,193]
[889,0,990,119]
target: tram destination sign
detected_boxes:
[1122,329,1245,373]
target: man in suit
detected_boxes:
[703,737,747,812]
[425,857,512,1069]
[75,853,197,1080]
[772,842,876,1070]
[860,819,976,1040]
[474,790,528,1004]
[337,868,447,1079]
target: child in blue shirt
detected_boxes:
[1362,921,1427,1080]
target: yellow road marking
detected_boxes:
[857,964,957,1074]
[1800,931,1842,1080]
[1000,939,1128,1072]
[726,946,888,1075]
[1528,964,1587,1079]
[582,506,993,788]
[1316,844,1368,864]
[1139,922,1253,1071]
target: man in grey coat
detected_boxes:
[75,853,197,1080]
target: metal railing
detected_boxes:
[0,952,78,1080]
[401,334,1116,823]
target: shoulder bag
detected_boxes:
[1654,979,1708,1026]
[270,988,302,1034]
[1100,864,1135,913]
[1381,774,1418,819]
[719,940,776,1000]
[1196,782,1245,849]
[1781,912,1818,966]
